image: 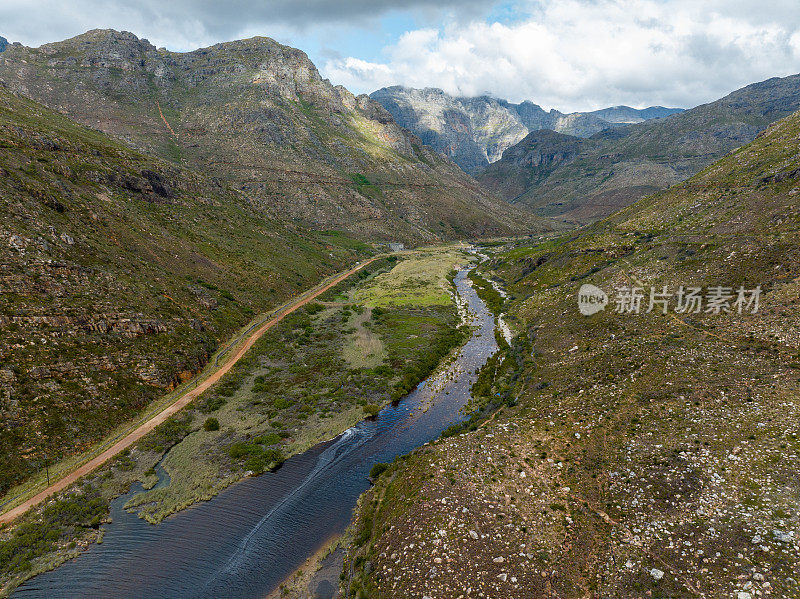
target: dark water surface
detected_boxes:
[15,268,497,599]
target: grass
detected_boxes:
[123,251,468,522]
[0,247,473,593]
[355,248,466,307]
[341,111,800,598]
[342,308,385,369]
[0,86,377,500]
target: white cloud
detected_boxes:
[322,0,800,110]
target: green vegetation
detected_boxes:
[343,110,800,598]
[137,413,194,454]
[468,271,505,315]
[227,442,284,474]
[368,463,389,480]
[362,404,381,418]
[0,87,374,498]
[0,486,106,578]
[0,247,472,595]
[121,249,469,523]
[355,250,465,307]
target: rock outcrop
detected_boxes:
[477,73,800,224]
[370,86,682,173]
[0,30,537,242]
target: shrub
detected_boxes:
[273,397,292,410]
[203,417,220,431]
[305,302,324,315]
[198,395,226,413]
[254,433,281,445]
[369,462,389,479]
[138,412,193,453]
[363,403,381,418]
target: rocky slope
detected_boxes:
[0,85,370,497]
[370,86,681,173]
[478,73,800,224]
[0,30,535,243]
[345,109,800,597]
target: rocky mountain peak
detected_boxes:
[0,30,531,242]
[371,86,683,173]
[0,37,7,53]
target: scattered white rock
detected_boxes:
[772,529,794,543]
[650,568,664,581]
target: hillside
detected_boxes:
[370,86,681,174]
[478,73,800,224]
[0,85,374,497]
[345,110,800,597]
[0,30,534,243]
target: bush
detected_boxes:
[363,403,381,418]
[273,397,292,410]
[369,462,389,479]
[198,395,226,413]
[254,433,281,445]
[138,412,193,453]
[228,441,285,474]
[203,417,220,431]
[305,302,324,315]
[0,487,108,576]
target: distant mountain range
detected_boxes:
[477,73,800,224]
[0,30,536,243]
[370,86,683,174]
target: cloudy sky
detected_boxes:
[2,0,800,111]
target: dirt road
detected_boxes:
[0,258,376,525]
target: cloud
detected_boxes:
[3,0,799,110]
[322,0,800,110]
[0,0,488,51]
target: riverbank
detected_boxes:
[3,246,475,597]
[10,255,498,598]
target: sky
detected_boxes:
[2,0,800,112]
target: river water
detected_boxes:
[14,267,497,599]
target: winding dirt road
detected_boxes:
[0,258,376,525]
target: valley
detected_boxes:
[0,14,799,599]
[4,245,496,598]
[344,110,800,598]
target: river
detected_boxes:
[14,266,497,599]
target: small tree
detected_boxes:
[203,417,220,431]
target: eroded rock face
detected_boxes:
[477,73,800,224]
[370,86,682,174]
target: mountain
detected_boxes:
[370,86,682,173]
[0,85,374,496]
[0,37,7,53]
[0,30,535,243]
[347,108,800,598]
[478,73,800,224]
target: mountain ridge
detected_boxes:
[0,84,380,497]
[370,85,682,173]
[477,72,800,224]
[345,104,800,599]
[0,29,539,242]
